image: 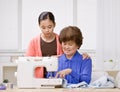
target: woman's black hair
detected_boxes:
[38,11,55,25]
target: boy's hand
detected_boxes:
[55,69,72,78]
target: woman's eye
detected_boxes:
[41,27,45,29]
[69,43,73,46]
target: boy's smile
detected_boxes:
[62,40,79,59]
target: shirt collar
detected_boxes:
[63,51,81,62]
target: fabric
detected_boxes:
[25,33,63,56]
[57,51,92,84]
[89,75,115,88]
[116,72,120,88]
[64,75,115,88]
[66,81,88,88]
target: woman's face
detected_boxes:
[39,19,55,38]
[62,40,79,59]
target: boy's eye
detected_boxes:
[67,43,72,46]
[64,42,73,46]
[62,43,66,45]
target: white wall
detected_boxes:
[0,0,18,51]
[77,0,97,50]
[96,0,120,68]
[0,0,96,53]
[21,0,73,50]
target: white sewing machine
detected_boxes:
[17,57,63,88]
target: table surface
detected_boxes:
[1,88,120,92]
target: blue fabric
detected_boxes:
[89,75,115,88]
[46,72,56,78]
[57,51,92,84]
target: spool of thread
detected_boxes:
[6,83,13,89]
[0,84,6,90]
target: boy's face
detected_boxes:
[62,41,79,58]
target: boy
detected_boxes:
[55,26,92,84]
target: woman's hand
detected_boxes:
[82,53,90,60]
[55,69,72,78]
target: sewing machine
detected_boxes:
[17,57,63,88]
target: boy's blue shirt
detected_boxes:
[47,51,92,84]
